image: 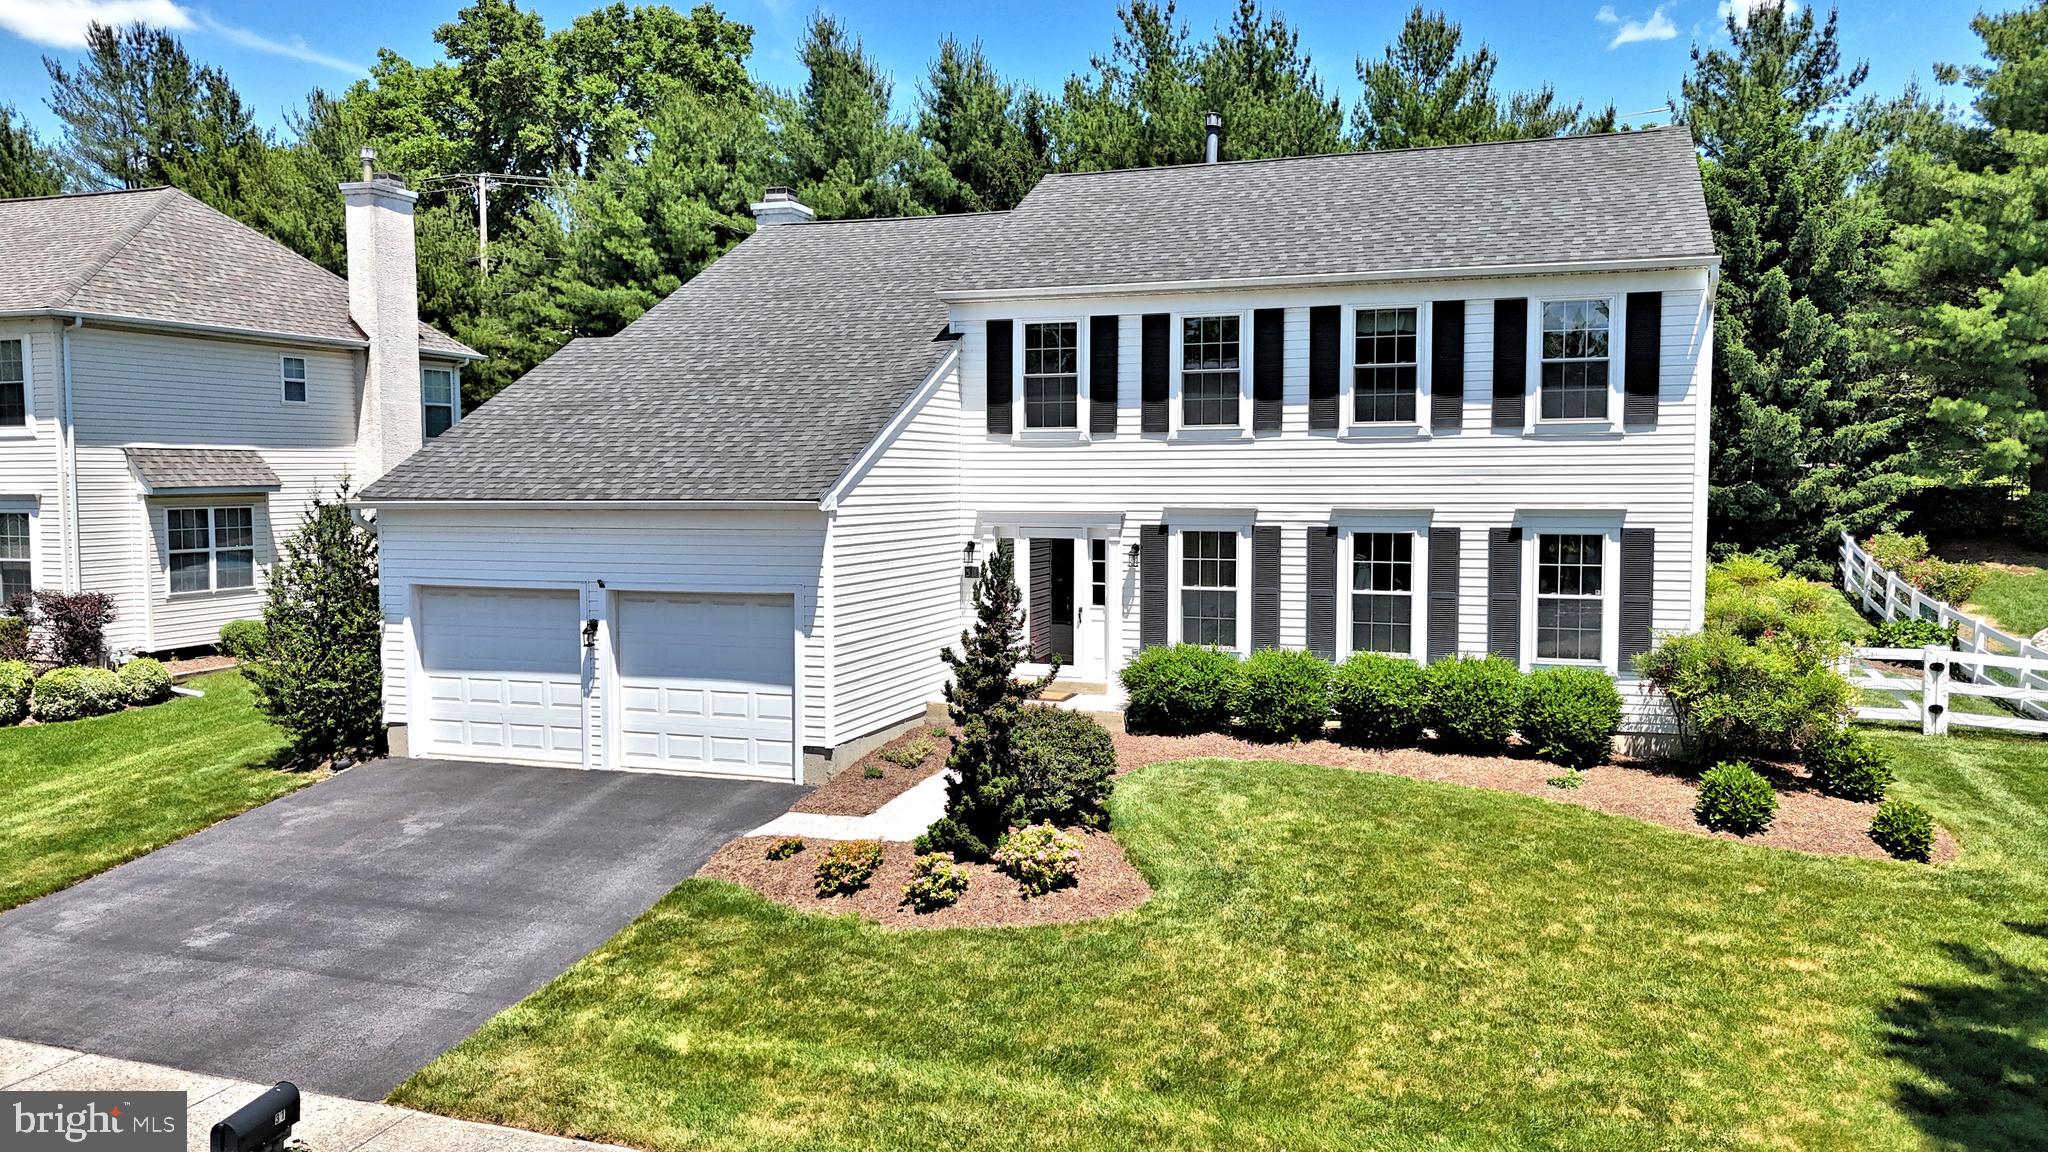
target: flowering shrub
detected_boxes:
[813,840,884,896]
[901,852,970,912]
[992,823,1082,896]
[1863,532,1984,605]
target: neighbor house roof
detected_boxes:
[0,187,478,360]
[124,447,281,494]
[944,125,1715,294]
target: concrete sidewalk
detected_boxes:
[0,1038,633,1152]
[747,769,949,841]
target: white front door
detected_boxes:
[417,587,585,766]
[613,592,796,779]
[1073,537,1107,681]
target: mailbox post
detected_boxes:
[210,1082,300,1152]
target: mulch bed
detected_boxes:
[1115,731,1959,863]
[167,654,237,680]
[699,830,1151,929]
[791,724,953,816]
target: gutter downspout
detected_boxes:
[60,318,81,593]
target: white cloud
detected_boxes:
[0,0,192,47]
[1596,5,1620,22]
[198,14,361,74]
[1719,0,1799,27]
[1607,3,1678,47]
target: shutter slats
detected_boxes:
[1029,541,1053,661]
[1090,315,1119,434]
[1491,299,1526,431]
[986,319,1013,435]
[1252,525,1282,650]
[1431,300,1465,432]
[1624,291,1661,428]
[1428,526,1460,663]
[1487,526,1521,663]
[1309,305,1340,430]
[1306,527,1337,660]
[1619,527,1655,672]
[1141,313,1170,433]
[1139,526,1168,649]
[1253,308,1285,432]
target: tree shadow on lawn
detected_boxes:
[1883,922,2048,1152]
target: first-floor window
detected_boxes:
[1181,315,1241,427]
[1181,530,1238,647]
[0,512,28,604]
[423,368,457,438]
[1090,538,1107,607]
[1022,321,1079,429]
[1351,532,1414,655]
[0,339,23,427]
[168,507,255,594]
[1536,533,1604,661]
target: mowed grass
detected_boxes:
[1971,565,2048,637]
[0,670,309,912]
[395,730,2048,1152]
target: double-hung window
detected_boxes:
[1351,532,1415,655]
[1536,533,1604,661]
[1353,307,1418,424]
[1540,300,1611,420]
[0,339,24,428]
[1022,321,1079,429]
[1181,316,1241,427]
[168,507,255,594]
[1180,530,1238,647]
[423,368,457,438]
[281,356,307,404]
[0,512,29,604]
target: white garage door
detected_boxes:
[419,587,584,765]
[614,592,795,779]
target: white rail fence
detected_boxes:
[1839,531,2048,736]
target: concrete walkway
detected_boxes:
[748,769,949,841]
[0,1039,632,1152]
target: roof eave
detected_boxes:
[353,496,827,512]
[0,308,485,361]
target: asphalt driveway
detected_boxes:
[0,758,803,1100]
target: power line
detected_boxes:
[414,172,558,276]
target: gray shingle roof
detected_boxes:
[124,447,281,493]
[945,126,1714,293]
[0,187,477,360]
[363,211,996,503]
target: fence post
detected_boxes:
[1923,644,1950,736]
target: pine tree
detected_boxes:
[0,105,62,197]
[914,37,1046,212]
[247,484,385,764]
[923,543,1056,860]
[1352,7,1612,150]
[1194,0,1345,160]
[772,14,927,219]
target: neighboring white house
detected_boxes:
[362,125,1716,783]
[0,169,479,657]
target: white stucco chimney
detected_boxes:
[341,148,424,486]
[749,186,815,227]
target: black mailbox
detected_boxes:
[210,1081,300,1152]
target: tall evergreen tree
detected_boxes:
[1051,1,1203,170]
[914,38,1046,212]
[0,105,63,197]
[1683,2,1911,569]
[772,14,926,219]
[1353,7,1613,150]
[1195,0,1345,159]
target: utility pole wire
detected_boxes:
[414,172,557,277]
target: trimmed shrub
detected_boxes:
[1229,648,1331,742]
[902,853,970,912]
[31,666,123,722]
[766,837,804,861]
[1009,706,1116,829]
[246,485,384,764]
[813,840,885,896]
[219,619,269,662]
[1704,556,1866,657]
[0,660,32,725]
[117,657,172,706]
[1694,761,1778,836]
[1423,655,1525,752]
[878,732,936,769]
[0,616,27,664]
[1873,616,1955,649]
[1119,644,1239,734]
[1803,726,1894,803]
[1870,800,1936,862]
[2017,491,2048,551]
[1637,629,1853,760]
[1520,666,1623,769]
[862,764,885,779]
[992,823,1083,896]
[1330,652,1430,747]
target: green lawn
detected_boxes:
[0,670,311,912]
[394,730,2048,1152]
[1971,565,2048,638]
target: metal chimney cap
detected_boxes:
[358,146,377,182]
[1203,111,1223,129]
[763,186,796,202]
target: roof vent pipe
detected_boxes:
[359,146,376,183]
[1203,112,1222,164]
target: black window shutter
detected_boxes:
[1139,526,1167,649]
[1309,305,1340,430]
[1487,526,1521,663]
[1029,540,1053,661]
[1619,527,1655,672]
[1306,527,1337,660]
[1431,300,1465,432]
[1624,291,1662,428]
[1090,315,1119,435]
[1141,313,1170,433]
[1253,308,1285,432]
[1491,299,1526,431]
[1252,525,1281,650]
[1428,526,1460,663]
[986,319,1013,435]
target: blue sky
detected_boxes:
[0,0,1992,140]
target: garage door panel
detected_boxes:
[615,592,795,779]
[419,588,585,767]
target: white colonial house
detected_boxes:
[362,125,1716,783]
[0,167,477,657]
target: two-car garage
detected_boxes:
[414,586,797,780]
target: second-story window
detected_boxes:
[423,368,457,438]
[1541,300,1611,420]
[1181,315,1240,427]
[1353,308,1418,423]
[281,356,307,404]
[0,339,23,428]
[1022,322,1078,429]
